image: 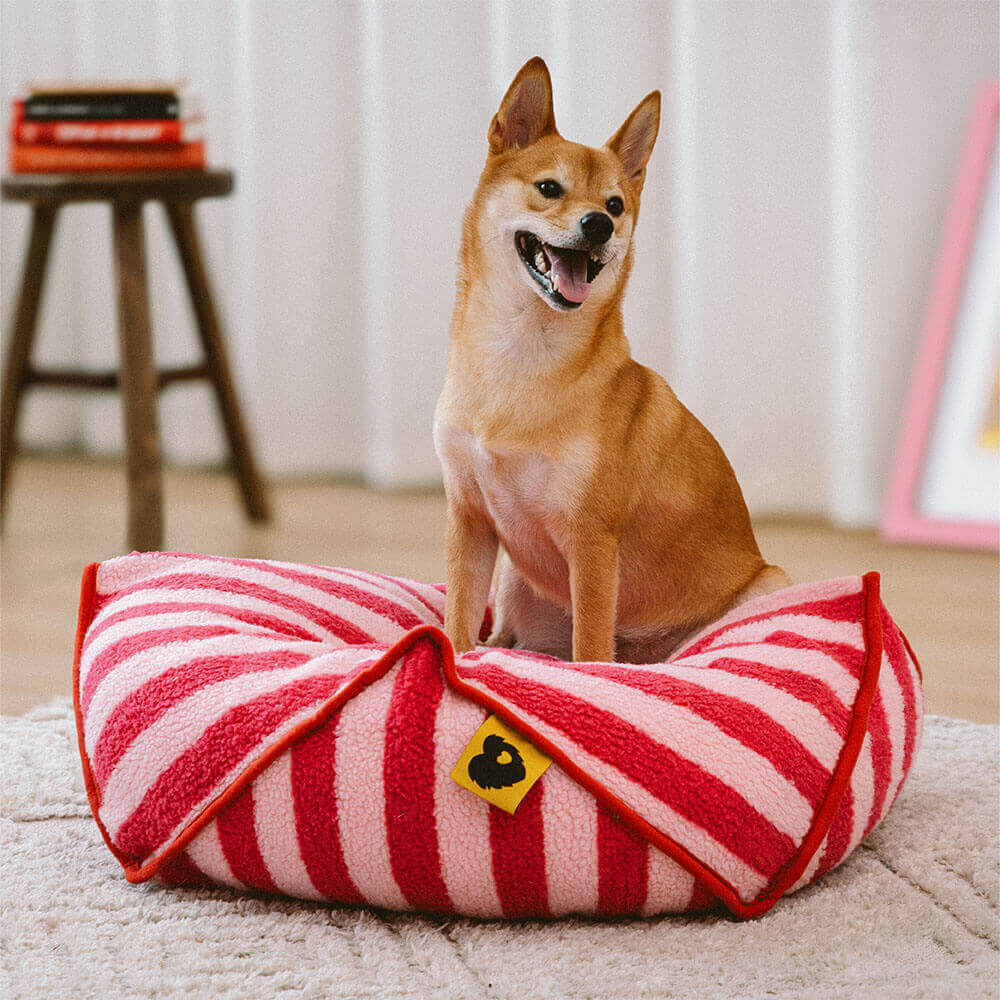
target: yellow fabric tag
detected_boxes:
[451,714,552,815]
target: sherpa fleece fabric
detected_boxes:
[74,552,922,919]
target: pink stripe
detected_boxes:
[880,609,919,780]
[684,594,864,656]
[250,751,324,901]
[383,641,453,913]
[471,664,795,879]
[862,690,892,841]
[91,572,375,646]
[93,649,313,785]
[82,624,236,716]
[540,770,600,916]
[642,848,696,916]
[558,660,830,809]
[723,630,865,678]
[848,735,875,853]
[166,552,443,624]
[692,656,851,736]
[114,673,338,863]
[334,668,408,910]
[216,786,278,893]
[84,599,323,651]
[190,557,426,632]
[597,804,649,915]
[290,711,364,904]
[336,566,444,623]
[432,696,503,917]
[184,818,242,889]
[489,782,550,917]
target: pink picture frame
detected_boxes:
[883,82,1000,551]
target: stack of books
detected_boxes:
[8,80,206,173]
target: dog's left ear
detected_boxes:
[489,57,558,155]
[606,91,661,192]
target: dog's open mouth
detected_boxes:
[516,231,605,309]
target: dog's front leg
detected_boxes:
[444,501,498,655]
[569,532,619,662]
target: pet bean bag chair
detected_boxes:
[74,552,922,919]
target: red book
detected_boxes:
[10,100,204,145]
[9,140,206,173]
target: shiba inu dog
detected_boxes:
[434,57,790,663]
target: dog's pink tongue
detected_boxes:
[547,246,591,303]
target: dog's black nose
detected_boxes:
[580,212,614,245]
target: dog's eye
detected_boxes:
[535,179,563,199]
[606,196,624,217]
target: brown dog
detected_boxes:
[434,57,790,663]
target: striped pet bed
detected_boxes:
[73,552,922,919]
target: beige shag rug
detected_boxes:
[2,700,997,1000]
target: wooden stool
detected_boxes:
[1,169,270,551]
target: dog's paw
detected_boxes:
[484,627,517,649]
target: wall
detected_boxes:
[1,0,997,525]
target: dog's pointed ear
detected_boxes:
[606,91,660,191]
[488,57,558,155]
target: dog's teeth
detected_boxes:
[535,248,549,273]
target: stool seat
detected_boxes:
[1,168,269,551]
[1,169,234,204]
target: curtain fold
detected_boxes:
[1,0,996,525]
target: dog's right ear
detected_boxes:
[488,57,558,155]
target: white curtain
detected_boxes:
[2,0,996,525]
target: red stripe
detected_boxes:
[216,787,279,893]
[815,785,853,878]
[336,566,444,623]
[92,649,314,785]
[556,660,831,809]
[471,664,795,879]
[188,556,426,632]
[862,690,892,841]
[134,552,429,630]
[597,804,649,915]
[692,656,851,736]
[383,643,453,913]
[683,593,863,656]
[90,572,375,646]
[114,673,340,862]
[291,711,365,904]
[687,880,717,911]
[156,850,211,887]
[899,628,924,682]
[489,782,550,917]
[84,599,323,650]
[81,624,236,716]
[734,630,865,678]
[880,608,919,779]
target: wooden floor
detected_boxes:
[2,454,997,722]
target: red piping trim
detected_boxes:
[74,563,123,868]
[73,565,887,918]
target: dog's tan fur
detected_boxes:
[435,57,789,663]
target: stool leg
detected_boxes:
[164,201,270,522]
[112,200,164,552]
[1,203,59,522]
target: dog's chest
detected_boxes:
[437,424,594,587]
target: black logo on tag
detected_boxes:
[467,735,526,790]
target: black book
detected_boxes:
[23,92,183,121]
